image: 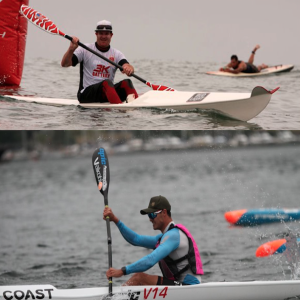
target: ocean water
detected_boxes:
[1,145,300,289]
[0,59,299,130]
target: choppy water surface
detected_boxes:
[1,145,300,288]
[0,59,299,130]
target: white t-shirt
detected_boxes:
[73,43,126,93]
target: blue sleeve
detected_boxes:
[125,228,180,275]
[117,220,162,249]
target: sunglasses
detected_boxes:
[148,210,163,220]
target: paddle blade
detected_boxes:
[92,148,110,203]
[146,82,175,91]
[20,5,65,36]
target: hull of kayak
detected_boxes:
[1,280,300,300]
[3,86,278,122]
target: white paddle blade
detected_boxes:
[20,5,65,36]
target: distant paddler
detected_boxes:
[61,20,138,104]
[219,45,268,74]
[103,195,204,286]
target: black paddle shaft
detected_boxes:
[92,148,113,296]
[64,34,147,85]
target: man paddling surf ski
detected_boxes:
[219,45,268,74]
[61,20,138,104]
[103,195,203,286]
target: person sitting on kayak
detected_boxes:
[219,45,268,74]
[103,195,204,286]
[61,20,138,104]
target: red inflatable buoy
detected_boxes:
[0,0,29,86]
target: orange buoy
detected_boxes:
[0,0,29,86]
[224,209,247,224]
[255,239,287,257]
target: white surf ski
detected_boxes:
[206,64,294,77]
[3,86,279,121]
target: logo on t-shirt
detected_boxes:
[93,64,110,78]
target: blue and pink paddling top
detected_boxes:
[117,221,203,284]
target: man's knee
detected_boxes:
[121,79,135,89]
[131,272,146,280]
[102,79,114,87]
[129,273,157,285]
[124,272,145,286]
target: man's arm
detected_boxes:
[123,229,180,275]
[106,229,180,279]
[103,207,161,249]
[222,61,246,74]
[117,220,161,248]
[219,63,232,72]
[61,36,79,67]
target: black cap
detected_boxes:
[140,195,171,215]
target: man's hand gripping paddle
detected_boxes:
[92,148,113,298]
[20,5,175,91]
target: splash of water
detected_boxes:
[278,223,300,280]
[99,287,141,300]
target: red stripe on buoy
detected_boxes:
[224,209,247,224]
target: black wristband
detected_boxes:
[252,51,255,54]
[121,267,126,275]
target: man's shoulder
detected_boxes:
[110,47,124,55]
[165,227,180,238]
[237,60,246,66]
[160,228,180,247]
